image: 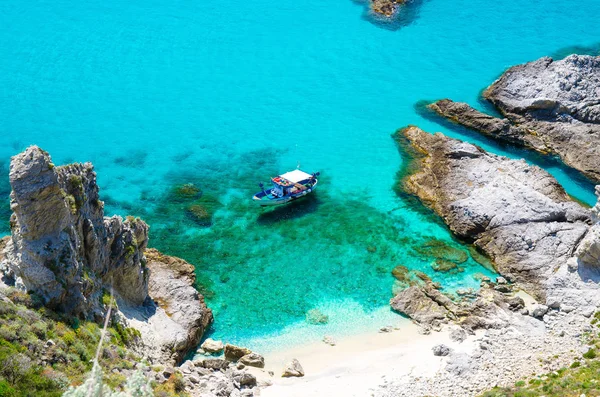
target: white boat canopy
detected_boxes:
[279,169,313,183]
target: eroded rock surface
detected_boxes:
[397,126,590,300]
[0,146,213,365]
[119,249,213,365]
[430,55,600,182]
[0,146,149,315]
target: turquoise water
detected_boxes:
[1,0,599,348]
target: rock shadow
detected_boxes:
[551,42,600,59]
[0,160,11,235]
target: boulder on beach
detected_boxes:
[201,338,224,354]
[282,358,305,378]
[224,344,252,361]
[239,352,265,368]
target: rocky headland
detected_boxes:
[379,126,600,396]
[0,146,270,396]
[429,55,600,182]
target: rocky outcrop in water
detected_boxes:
[430,55,600,182]
[396,126,591,301]
[370,0,405,17]
[381,127,600,396]
[0,146,149,315]
[0,146,213,365]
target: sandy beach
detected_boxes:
[251,320,479,397]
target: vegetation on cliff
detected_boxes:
[481,312,600,397]
[0,288,144,396]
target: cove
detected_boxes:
[1,0,599,348]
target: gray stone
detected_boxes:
[201,358,230,370]
[432,344,451,356]
[239,352,265,368]
[397,127,590,301]
[530,304,549,319]
[449,328,467,343]
[224,344,252,361]
[201,338,224,354]
[581,307,596,318]
[282,358,305,377]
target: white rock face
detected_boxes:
[121,248,213,365]
[483,55,600,182]
[485,55,600,124]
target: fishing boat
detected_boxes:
[253,169,319,206]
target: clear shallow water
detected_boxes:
[1,0,599,347]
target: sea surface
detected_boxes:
[1,0,599,350]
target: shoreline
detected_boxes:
[249,319,479,397]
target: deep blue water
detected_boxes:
[1,0,599,349]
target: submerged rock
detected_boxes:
[370,0,405,17]
[306,308,329,325]
[282,358,305,378]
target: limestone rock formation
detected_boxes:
[0,146,149,315]
[428,99,548,152]
[390,284,456,325]
[430,55,600,182]
[574,186,600,270]
[224,344,253,362]
[396,127,590,300]
[119,249,213,365]
[0,146,213,365]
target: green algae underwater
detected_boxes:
[102,145,496,346]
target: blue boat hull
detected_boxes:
[253,180,318,207]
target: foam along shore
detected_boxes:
[254,320,479,397]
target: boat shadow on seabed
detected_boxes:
[256,193,321,226]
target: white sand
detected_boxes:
[250,320,479,397]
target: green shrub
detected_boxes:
[583,348,596,359]
[570,360,581,368]
[0,380,17,397]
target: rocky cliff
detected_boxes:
[382,127,600,396]
[0,146,149,315]
[0,146,213,364]
[396,126,593,301]
[429,55,600,182]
